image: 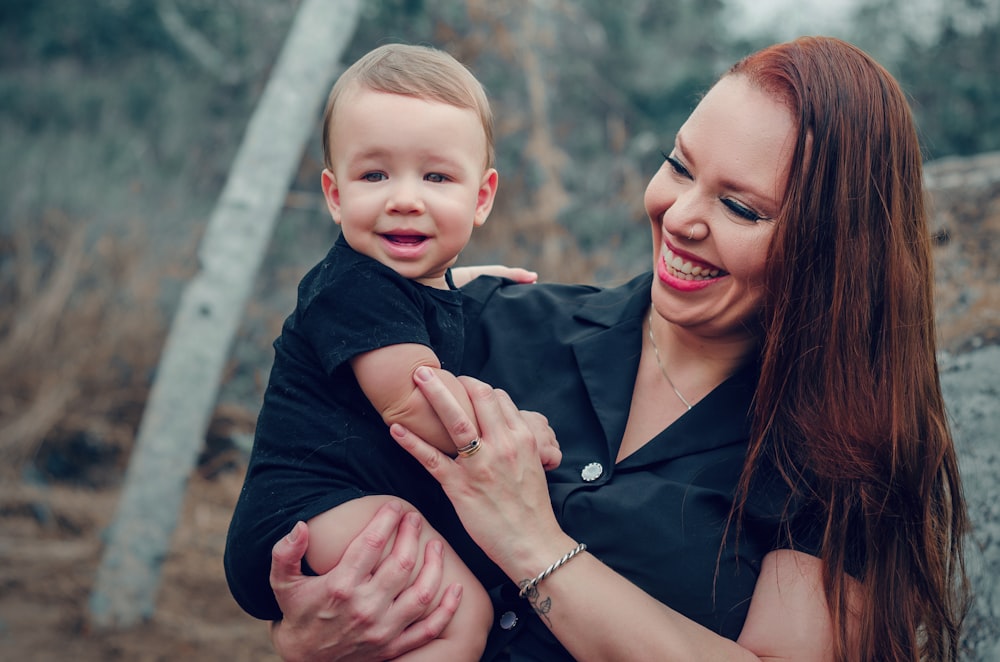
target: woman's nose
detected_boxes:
[661,186,707,240]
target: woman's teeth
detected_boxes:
[664,247,723,280]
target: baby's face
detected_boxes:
[321,89,497,289]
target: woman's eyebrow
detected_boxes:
[674,133,689,161]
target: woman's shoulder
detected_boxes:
[461,271,652,313]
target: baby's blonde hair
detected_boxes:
[322,43,495,170]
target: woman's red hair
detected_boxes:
[731,37,969,661]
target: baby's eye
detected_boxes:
[425,172,449,183]
[362,172,386,182]
[661,152,692,179]
[721,198,768,223]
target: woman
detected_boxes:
[255,36,969,660]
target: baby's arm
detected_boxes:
[351,343,477,455]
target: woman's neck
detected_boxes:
[646,309,758,402]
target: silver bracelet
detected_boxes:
[518,543,587,598]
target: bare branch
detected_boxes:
[156,0,243,85]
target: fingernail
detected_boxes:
[388,500,402,513]
[287,522,302,542]
[429,540,442,555]
[415,366,433,382]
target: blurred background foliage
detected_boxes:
[1,0,998,482]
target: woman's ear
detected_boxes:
[321,169,343,225]
[473,168,499,227]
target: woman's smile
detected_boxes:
[660,241,725,280]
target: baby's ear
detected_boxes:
[321,169,342,224]
[474,168,499,227]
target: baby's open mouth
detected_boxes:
[384,234,428,245]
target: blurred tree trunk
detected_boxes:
[89,0,361,629]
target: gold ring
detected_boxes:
[456,437,482,458]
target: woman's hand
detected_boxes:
[525,408,562,471]
[451,264,538,287]
[390,367,566,576]
[268,500,462,662]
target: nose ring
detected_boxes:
[687,227,695,240]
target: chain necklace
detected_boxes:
[646,310,693,411]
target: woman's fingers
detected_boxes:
[396,583,463,651]
[414,366,479,447]
[410,368,561,470]
[493,387,526,431]
[369,510,424,593]
[336,500,407,581]
[523,410,562,470]
[449,264,538,287]
[469,383,559,468]
[377,541,460,659]
[392,422,454,483]
[269,521,311,599]
[392,539,445,614]
[457,376,511,443]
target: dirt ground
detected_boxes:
[0,470,276,661]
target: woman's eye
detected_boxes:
[362,172,386,182]
[661,152,691,179]
[425,172,449,183]
[722,198,767,223]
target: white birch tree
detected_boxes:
[89,0,361,628]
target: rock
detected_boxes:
[926,152,1000,353]
[926,154,1000,658]
[941,347,1000,658]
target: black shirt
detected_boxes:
[225,235,465,619]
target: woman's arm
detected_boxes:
[450,265,538,288]
[738,549,861,660]
[390,367,860,661]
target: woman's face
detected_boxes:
[645,74,796,341]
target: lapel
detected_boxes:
[569,274,651,460]
[620,363,757,467]
[566,273,758,468]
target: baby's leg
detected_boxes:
[306,495,492,661]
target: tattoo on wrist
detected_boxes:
[517,581,553,627]
[516,543,586,628]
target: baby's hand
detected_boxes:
[452,265,538,287]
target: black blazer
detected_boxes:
[459,274,813,660]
